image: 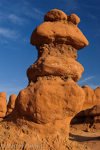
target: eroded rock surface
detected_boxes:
[0,92,7,119]
[31,9,89,50]
[7,94,17,115]
[0,9,89,149]
[71,86,100,124]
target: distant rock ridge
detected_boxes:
[71,85,100,124]
[0,93,17,120]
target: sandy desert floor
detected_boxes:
[69,123,100,150]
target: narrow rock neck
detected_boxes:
[36,43,77,60]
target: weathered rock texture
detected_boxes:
[71,86,100,124]
[0,9,89,149]
[31,9,88,50]
[71,104,100,124]
[0,92,7,120]
[6,94,17,115]
[16,9,88,131]
[82,85,100,110]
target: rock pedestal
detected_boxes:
[14,9,88,140]
[1,9,89,149]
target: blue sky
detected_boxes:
[0,0,100,102]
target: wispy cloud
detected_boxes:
[21,1,45,20]
[61,0,79,12]
[0,28,20,40]
[88,84,99,90]
[24,78,27,80]
[0,0,45,23]
[82,4,100,9]
[88,14,96,20]
[23,7,45,20]
[78,76,95,84]
[8,14,23,25]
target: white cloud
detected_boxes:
[13,79,17,81]
[8,14,23,25]
[78,76,95,84]
[23,7,45,20]
[0,28,19,40]
[88,84,99,90]
[82,4,99,9]
[88,14,96,20]
[61,0,79,12]
[24,78,27,80]
[22,1,45,20]
[0,0,45,23]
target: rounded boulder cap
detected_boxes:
[67,14,80,25]
[0,92,7,98]
[44,9,67,22]
[82,85,90,88]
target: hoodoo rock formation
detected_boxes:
[16,9,88,129]
[0,9,90,149]
[6,94,17,115]
[82,85,100,110]
[0,92,7,120]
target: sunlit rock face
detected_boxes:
[6,94,17,115]
[15,9,88,137]
[3,9,89,149]
[0,92,7,119]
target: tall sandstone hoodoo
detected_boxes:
[0,9,90,149]
[15,8,88,140]
[15,9,88,126]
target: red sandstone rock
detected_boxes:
[15,78,85,124]
[0,92,7,118]
[82,85,96,110]
[0,9,89,149]
[77,85,100,113]
[44,9,67,21]
[27,48,84,82]
[67,14,80,25]
[84,104,100,116]
[15,9,88,138]
[31,21,89,50]
[71,86,100,124]
[7,94,17,115]
[83,105,100,123]
[93,86,100,102]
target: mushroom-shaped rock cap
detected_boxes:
[31,9,89,50]
[44,9,67,21]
